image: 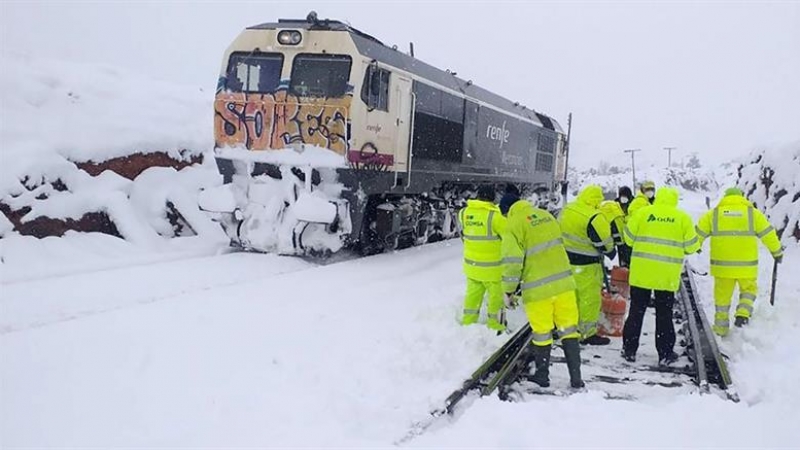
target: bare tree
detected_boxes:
[687,153,702,169]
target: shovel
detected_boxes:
[769,258,779,306]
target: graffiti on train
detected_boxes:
[214,90,351,154]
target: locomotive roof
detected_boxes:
[248,19,562,132]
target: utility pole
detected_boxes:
[624,148,642,188]
[561,113,573,203]
[664,146,677,168]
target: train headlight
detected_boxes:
[277,30,302,45]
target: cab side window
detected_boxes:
[361,64,390,111]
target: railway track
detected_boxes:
[398,267,737,444]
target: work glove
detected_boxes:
[505,292,520,309]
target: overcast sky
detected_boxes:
[2,1,798,168]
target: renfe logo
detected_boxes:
[486,121,510,148]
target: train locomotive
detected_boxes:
[206,12,570,255]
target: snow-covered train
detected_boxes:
[207,12,570,255]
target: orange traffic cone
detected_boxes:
[610,266,630,299]
[598,289,627,337]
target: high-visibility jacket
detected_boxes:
[599,200,626,246]
[628,192,652,219]
[624,187,700,291]
[695,194,782,279]
[558,185,614,264]
[501,200,576,301]
[459,200,507,281]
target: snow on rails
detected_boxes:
[397,268,737,444]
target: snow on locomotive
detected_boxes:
[204,12,569,255]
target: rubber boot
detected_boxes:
[734,316,749,328]
[562,338,585,389]
[581,334,611,346]
[530,344,551,388]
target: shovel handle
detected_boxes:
[769,258,779,306]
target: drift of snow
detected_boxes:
[736,141,800,242]
[0,52,211,169]
[0,54,227,281]
[568,165,719,200]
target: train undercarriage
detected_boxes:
[200,152,558,257]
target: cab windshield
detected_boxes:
[225,52,283,93]
[290,54,352,98]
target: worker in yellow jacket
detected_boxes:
[599,199,630,267]
[558,185,616,345]
[459,184,508,331]
[628,180,656,218]
[695,188,783,335]
[622,187,700,365]
[501,195,584,389]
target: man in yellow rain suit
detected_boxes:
[622,187,700,365]
[501,195,584,389]
[629,180,656,218]
[459,184,507,331]
[558,185,616,345]
[695,188,783,335]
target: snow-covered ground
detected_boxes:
[2,53,798,449]
[2,187,799,448]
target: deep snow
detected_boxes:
[2,199,799,448]
[0,53,228,279]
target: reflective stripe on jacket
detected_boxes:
[624,187,700,291]
[502,200,576,301]
[558,185,614,262]
[695,194,782,278]
[459,200,507,281]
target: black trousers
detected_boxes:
[623,286,676,359]
[617,244,632,267]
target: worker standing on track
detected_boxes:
[629,181,656,218]
[459,184,508,332]
[558,185,616,346]
[695,188,783,336]
[622,187,700,365]
[500,194,584,389]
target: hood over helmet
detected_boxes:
[724,187,744,197]
[599,200,625,220]
[578,185,604,208]
[653,186,679,207]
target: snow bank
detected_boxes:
[568,165,718,199]
[0,52,211,167]
[0,53,227,280]
[735,141,800,242]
